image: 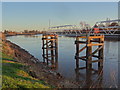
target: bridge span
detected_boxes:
[44,19,120,36]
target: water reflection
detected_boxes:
[24,35,41,38]
[75,66,103,88]
[42,47,59,69]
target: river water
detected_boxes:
[7,34,119,88]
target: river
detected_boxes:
[7,34,119,88]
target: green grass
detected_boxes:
[1,51,54,88]
[1,52,14,61]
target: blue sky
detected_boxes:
[0,2,2,31]
[2,2,118,31]
[2,0,120,2]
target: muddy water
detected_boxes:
[7,34,119,88]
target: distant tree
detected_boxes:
[4,30,8,34]
[24,30,28,33]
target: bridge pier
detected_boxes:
[75,35,104,69]
[42,34,58,68]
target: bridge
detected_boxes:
[44,19,120,36]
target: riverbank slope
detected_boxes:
[1,39,79,88]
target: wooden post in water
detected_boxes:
[42,35,45,63]
[55,35,58,63]
[75,36,80,68]
[46,35,49,65]
[42,34,58,68]
[86,34,92,69]
[75,35,104,69]
[51,36,54,66]
[98,35,104,67]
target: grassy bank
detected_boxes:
[1,42,54,88]
[1,39,79,88]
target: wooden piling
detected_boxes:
[51,36,54,66]
[98,35,104,67]
[55,35,58,63]
[86,36,92,68]
[75,37,80,68]
[42,34,58,68]
[75,35,104,69]
[42,35,45,63]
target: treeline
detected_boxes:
[3,30,45,34]
[1,30,47,37]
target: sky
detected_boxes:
[0,2,2,31]
[1,0,120,2]
[2,2,118,31]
